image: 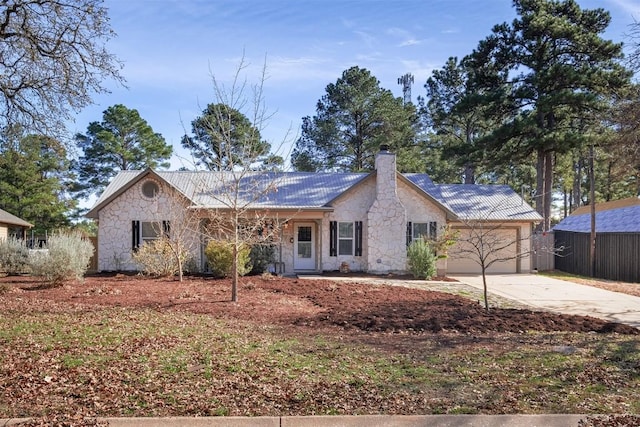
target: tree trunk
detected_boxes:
[232,241,238,302]
[463,163,475,184]
[534,147,545,232]
[589,144,596,278]
[572,156,582,211]
[543,150,553,231]
[482,268,489,311]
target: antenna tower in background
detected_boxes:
[397,73,414,105]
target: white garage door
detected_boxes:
[447,228,518,274]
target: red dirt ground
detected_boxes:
[1,273,637,335]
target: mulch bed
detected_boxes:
[2,273,637,335]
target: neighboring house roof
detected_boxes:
[0,208,33,227]
[554,201,640,233]
[571,197,640,216]
[86,169,541,223]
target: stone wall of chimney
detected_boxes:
[366,149,407,272]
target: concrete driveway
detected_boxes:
[449,274,640,328]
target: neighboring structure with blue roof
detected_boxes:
[553,198,640,233]
[553,197,640,283]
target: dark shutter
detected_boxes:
[429,221,437,240]
[406,221,412,247]
[354,221,363,256]
[132,220,140,250]
[329,221,337,256]
[162,220,171,237]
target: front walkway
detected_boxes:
[450,274,640,328]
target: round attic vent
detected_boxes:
[141,180,160,199]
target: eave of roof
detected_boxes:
[0,208,33,227]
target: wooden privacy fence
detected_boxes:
[532,231,555,271]
[87,236,98,273]
[554,230,640,283]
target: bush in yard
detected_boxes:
[407,238,437,279]
[132,237,192,277]
[249,244,275,274]
[29,231,94,286]
[205,240,251,278]
[0,237,30,275]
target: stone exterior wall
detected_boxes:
[94,160,534,276]
[398,179,449,274]
[367,151,407,273]
[0,225,7,241]
[97,178,201,271]
[321,177,376,272]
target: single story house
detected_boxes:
[0,208,32,241]
[553,197,640,282]
[86,148,541,275]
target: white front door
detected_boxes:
[294,223,316,270]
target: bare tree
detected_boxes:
[183,56,292,302]
[131,180,201,282]
[0,0,125,136]
[448,199,540,311]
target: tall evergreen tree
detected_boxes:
[604,84,640,198]
[0,130,74,233]
[73,104,172,198]
[466,0,631,230]
[291,66,418,172]
[422,57,495,184]
[181,103,278,171]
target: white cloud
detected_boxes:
[353,30,377,49]
[262,55,341,85]
[387,27,423,47]
[609,0,640,17]
[399,39,421,47]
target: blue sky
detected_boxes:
[72,0,640,170]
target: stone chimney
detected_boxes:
[367,145,407,273]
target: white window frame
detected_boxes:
[338,221,354,256]
[413,222,437,241]
[141,221,162,244]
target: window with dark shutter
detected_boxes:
[406,221,412,247]
[429,221,437,240]
[329,221,337,256]
[163,220,171,237]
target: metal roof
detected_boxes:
[88,170,541,223]
[435,184,542,221]
[171,171,369,208]
[554,205,640,233]
[0,208,33,227]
